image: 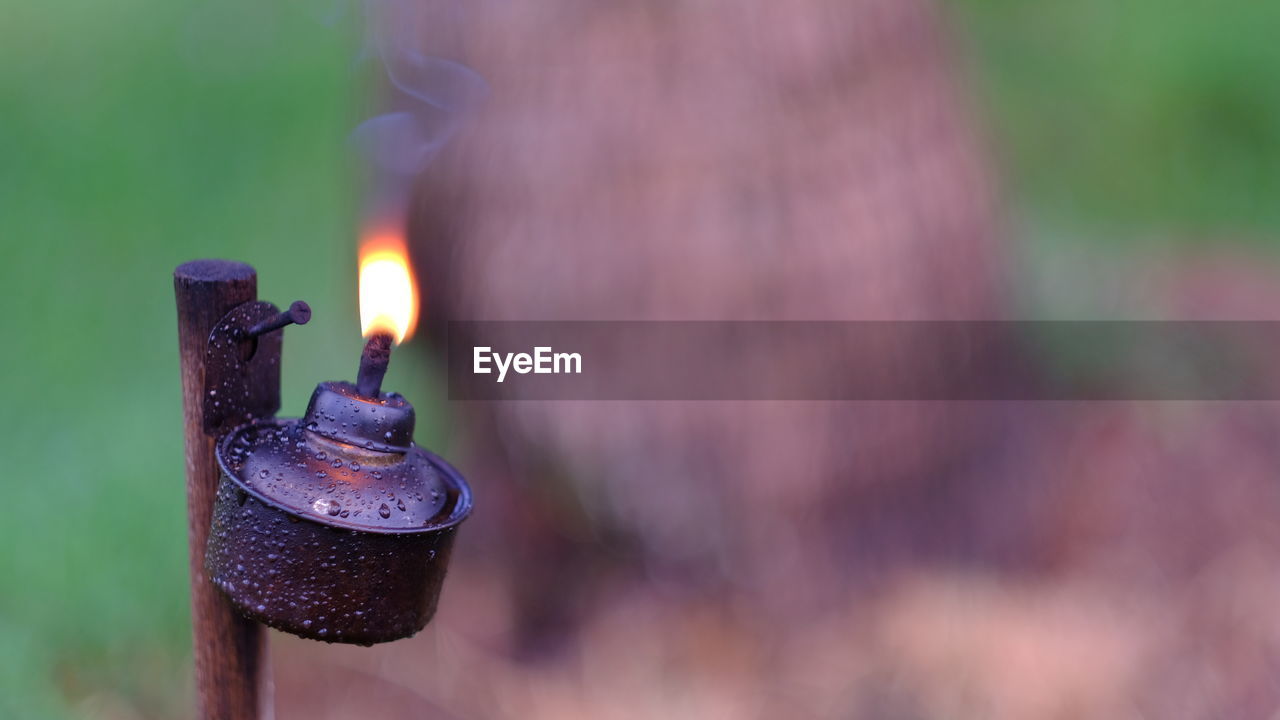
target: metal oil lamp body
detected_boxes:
[206,381,472,645]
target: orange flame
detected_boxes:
[358,232,419,344]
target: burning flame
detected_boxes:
[359,232,419,344]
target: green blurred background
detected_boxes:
[957,0,1280,243]
[2,0,1278,716]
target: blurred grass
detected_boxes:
[3,0,1280,717]
[949,0,1280,245]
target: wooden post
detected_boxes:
[174,260,270,720]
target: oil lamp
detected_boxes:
[174,241,472,716]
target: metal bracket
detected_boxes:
[203,301,283,435]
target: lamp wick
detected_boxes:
[356,331,394,398]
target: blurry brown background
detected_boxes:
[316,0,1280,718]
